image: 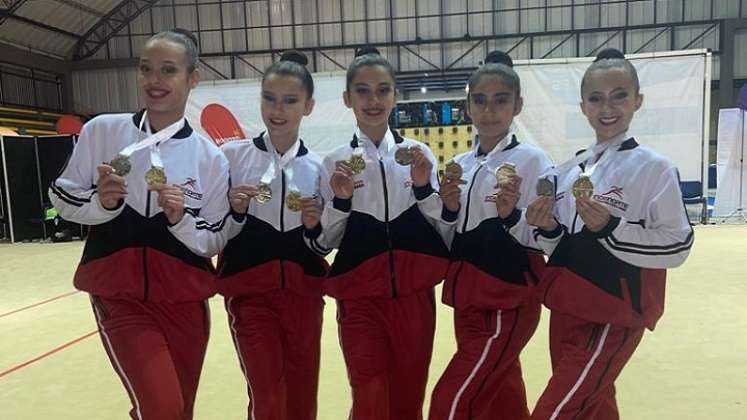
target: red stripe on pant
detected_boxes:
[531,312,645,420]
[337,288,436,420]
[90,296,210,420]
[225,290,324,420]
[428,302,541,420]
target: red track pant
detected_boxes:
[531,312,645,420]
[90,296,210,420]
[429,302,541,420]
[225,290,324,420]
[337,288,437,420]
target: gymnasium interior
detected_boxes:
[0,1,745,419]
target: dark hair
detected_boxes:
[485,50,514,67]
[146,28,199,72]
[594,48,626,62]
[345,46,397,91]
[467,51,521,101]
[263,50,314,98]
[581,48,640,95]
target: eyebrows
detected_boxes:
[587,87,629,96]
[261,89,300,97]
[471,92,512,98]
[352,82,393,88]
[139,58,178,66]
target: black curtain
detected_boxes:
[1,135,80,242]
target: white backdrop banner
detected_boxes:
[714,108,747,217]
[187,72,355,157]
[186,50,709,182]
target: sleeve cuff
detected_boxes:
[167,212,191,230]
[413,182,435,201]
[304,223,323,240]
[441,205,459,223]
[94,193,125,213]
[230,210,246,223]
[536,222,564,239]
[589,216,621,238]
[498,208,522,228]
[333,197,352,213]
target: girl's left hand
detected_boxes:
[495,177,522,219]
[300,197,322,230]
[151,183,185,225]
[576,196,611,232]
[409,147,433,188]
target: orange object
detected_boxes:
[200,103,245,146]
[56,115,84,135]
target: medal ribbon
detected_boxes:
[260,133,302,195]
[118,111,184,164]
[548,133,628,178]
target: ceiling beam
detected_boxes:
[71,0,158,60]
[0,10,81,39]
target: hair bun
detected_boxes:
[171,28,198,48]
[485,50,513,67]
[280,50,308,66]
[355,47,381,58]
[594,48,625,62]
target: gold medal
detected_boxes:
[395,146,414,166]
[572,175,594,199]
[536,177,555,197]
[495,163,517,186]
[144,166,167,186]
[109,154,131,176]
[286,191,302,212]
[348,154,366,175]
[255,183,273,204]
[444,161,463,181]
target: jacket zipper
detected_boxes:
[143,191,151,302]
[280,172,287,289]
[453,166,482,304]
[379,159,397,298]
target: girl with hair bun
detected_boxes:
[217,50,329,420]
[50,28,231,420]
[428,50,553,420]
[317,47,450,419]
[526,48,693,419]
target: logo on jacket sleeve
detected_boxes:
[593,186,628,211]
[180,177,203,200]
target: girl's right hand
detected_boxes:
[526,195,558,231]
[330,161,355,199]
[300,197,322,230]
[229,184,258,214]
[96,164,128,210]
[439,176,465,213]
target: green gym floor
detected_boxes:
[1,225,745,419]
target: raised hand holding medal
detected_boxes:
[96,164,127,210]
[408,146,432,188]
[229,185,259,214]
[495,162,519,188]
[439,160,465,214]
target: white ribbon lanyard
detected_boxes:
[260,133,302,194]
[548,134,627,179]
[352,134,365,160]
[118,111,184,164]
